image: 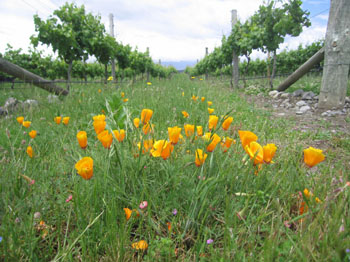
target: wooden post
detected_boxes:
[231,9,239,88]
[277,47,325,91]
[146,47,150,82]
[0,58,68,96]
[109,14,117,84]
[205,47,209,80]
[318,0,350,109]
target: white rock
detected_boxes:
[296,100,307,107]
[268,90,278,97]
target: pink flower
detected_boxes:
[206,239,214,244]
[66,195,73,203]
[139,201,148,209]
[30,180,35,185]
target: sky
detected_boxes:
[0,0,330,66]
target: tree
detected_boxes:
[31,2,105,89]
[252,0,311,88]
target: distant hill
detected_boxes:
[159,60,197,71]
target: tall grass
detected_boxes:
[0,74,349,261]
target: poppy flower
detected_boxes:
[238,130,258,152]
[207,133,221,152]
[138,139,154,154]
[93,114,106,122]
[221,137,235,152]
[17,116,24,124]
[203,132,212,141]
[208,108,214,114]
[22,121,31,128]
[98,89,102,93]
[222,117,233,131]
[121,92,125,98]
[196,126,203,136]
[123,98,129,102]
[208,115,218,131]
[77,131,87,149]
[75,157,93,180]
[245,141,264,165]
[131,240,148,250]
[124,208,140,221]
[184,124,195,137]
[195,149,208,167]
[182,92,184,97]
[303,147,325,168]
[54,117,61,124]
[168,126,182,145]
[207,101,213,106]
[29,130,37,139]
[201,97,205,102]
[26,146,33,158]
[141,109,153,125]
[182,111,189,118]
[142,123,154,135]
[62,117,70,125]
[113,129,125,142]
[134,118,140,128]
[263,144,277,163]
[93,120,106,135]
[151,140,174,160]
[97,130,113,148]
[147,82,152,86]
[192,95,198,101]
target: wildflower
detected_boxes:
[17,116,24,124]
[134,118,140,128]
[196,126,203,136]
[191,76,195,79]
[182,111,189,118]
[151,140,174,160]
[147,82,152,86]
[303,147,325,168]
[208,108,214,114]
[124,208,140,221]
[62,117,70,125]
[222,117,233,131]
[137,139,154,154]
[113,129,125,142]
[263,144,277,163]
[121,92,125,98]
[93,120,106,135]
[192,95,198,102]
[206,239,214,245]
[29,130,37,139]
[93,114,106,122]
[75,157,93,180]
[245,141,264,165]
[54,116,61,124]
[203,132,211,141]
[22,121,31,128]
[139,201,148,209]
[132,240,148,250]
[77,131,88,149]
[123,98,129,102]
[66,195,73,203]
[207,101,213,107]
[26,146,33,158]
[207,133,221,152]
[221,137,235,152]
[238,130,258,152]
[97,130,113,148]
[184,124,195,137]
[107,76,113,81]
[98,89,102,93]
[142,123,154,135]
[167,222,172,231]
[172,209,177,215]
[195,149,208,167]
[208,115,218,131]
[201,97,205,102]
[141,109,153,125]
[182,92,184,97]
[168,126,182,145]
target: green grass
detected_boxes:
[0,74,350,261]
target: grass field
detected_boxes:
[0,74,349,261]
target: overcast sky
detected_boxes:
[0,0,330,63]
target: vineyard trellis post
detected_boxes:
[205,47,209,81]
[231,9,239,88]
[109,14,117,85]
[318,0,350,110]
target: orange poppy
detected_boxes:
[208,115,218,131]
[151,140,174,160]
[142,123,154,135]
[17,116,24,124]
[62,117,70,125]
[131,240,148,250]
[75,157,93,180]
[207,101,213,107]
[141,109,153,125]
[93,120,106,135]
[263,144,277,163]
[22,121,31,128]
[29,130,37,139]
[26,146,33,158]
[54,116,61,124]
[196,126,203,136]
[201,97,205,102]
[238,130,258,152]
[133,118,140,128]
[168,126,182,145]
[222,117,233,131]
[303,147,325,168]
[195,149,208,167]
[221,137,235,152]
[77,131,87,149]
[245,141,264,165]
[184,124,195,137]
[182,111,189,118]
[207,133,221,152]
[97,130,113,148]
[208,108,214,114]
[113,129,125,142]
